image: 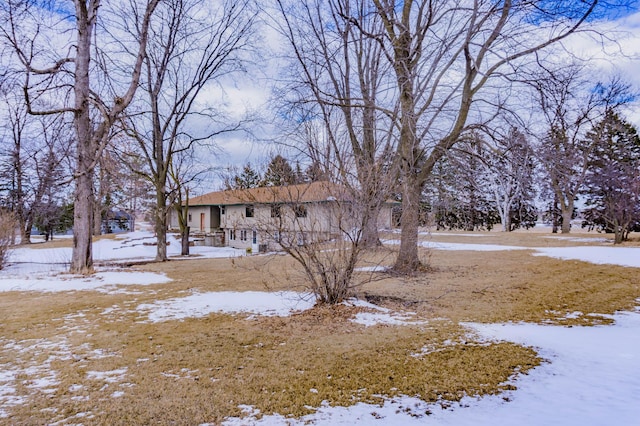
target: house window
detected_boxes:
[221,206,225,215]
[252,230,257,244]
[188,213,192,222]
[270,204,281,218]
[294,205,307,218]
[230,229,236,240]
[241,230,247,241]
[245,205,254,218]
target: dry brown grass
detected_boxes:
[1,231,639,424]
[23,233,118,249]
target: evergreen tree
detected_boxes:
[423,136,500,231]
[263,155,296,186]
[582,112,640,243]
[232,163,262,189]
[305,161,328,182]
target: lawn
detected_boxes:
[0,229,638,424]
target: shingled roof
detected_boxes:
[186,181,348,206]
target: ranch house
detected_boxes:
[169,181,397,251]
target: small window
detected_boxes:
[245,205,254,218]
[294,205,307,218]
[252,230,257,244]
[241,230,247,241]
[188,213,192,222]
[270,204,281,218]
[220,206,225,215]
[230,229,236,240]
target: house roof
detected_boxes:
[187,181,351,206]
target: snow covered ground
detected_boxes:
[1,230,639,424]
[383,239,640,268]
[222,309,640,426]
[1,231,245,293]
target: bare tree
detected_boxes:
[274,0,397,249]
[0,92,72,243]
[274,0,606,272]
[167,148,212,256]
[1,0,160,273]
[479,127,538,232]
[366,0,603,273]
[109,134,154,231]
[121,0,256,261]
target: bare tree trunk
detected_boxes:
[19,218,31,244]
[552,195,559,233]
[155,186,168,261]
[614,222,623,244]
[561,198,573,234]
[614,233,623,244]
[70,8,95,274]
[23,214,35,244]
[393,177,422,273]
[72,168,95,273]
[360,203,382,248]
[181,226,190,256]
[504,212,512,232]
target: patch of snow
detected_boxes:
[385,239,640,268]
[533,246,640,268]
[344,299,389,312]
[423,241,529,251]
[354,266,388,272]
[428,233,491,237]
[137,291,316,322]
[411,335,490,358]
[384,240,529,252]
[0,270,171,293]
[544,236,609,243]
[352,312,426,327]
[0,337,74,417]
[221,309,640,425]
[7,230,244,268]
[86,368,128,384]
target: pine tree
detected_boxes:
[263,155,295,186]
[582,112,640,243]
[233,163,262,189]
[304,161,328,182]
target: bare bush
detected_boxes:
[275,192,363,305]
[223,181,394,304]
[0,210,17,269]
